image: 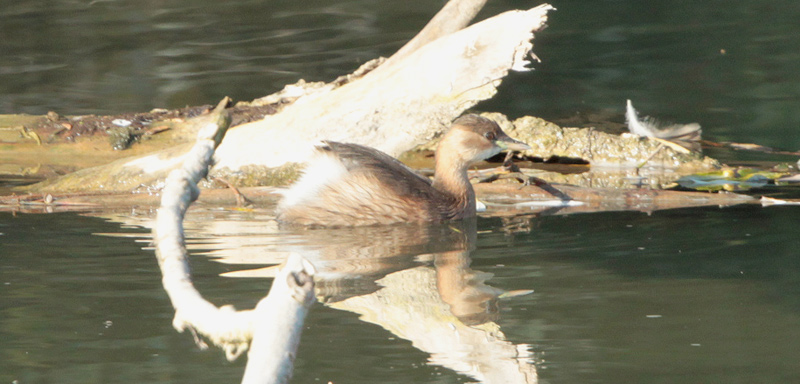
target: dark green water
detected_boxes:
[2,205,800,383]
[2,0,800,149]
[3,1,800,383]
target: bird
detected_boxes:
[276,114,531,226]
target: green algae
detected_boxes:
[677,168,790,191]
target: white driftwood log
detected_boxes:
[212,2,554,172]
[152,102,316,383]
[387,0,489,63]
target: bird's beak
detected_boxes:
[496,136,531,152]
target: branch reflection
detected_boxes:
[280,219,538,384]
[101,210,537,383]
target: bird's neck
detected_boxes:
[432,149,476,217]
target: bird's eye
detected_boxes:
[484,131,496,140]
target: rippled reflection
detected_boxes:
[102,209,538,383]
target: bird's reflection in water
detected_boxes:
[273,219,538,384]
[97,209,537,382]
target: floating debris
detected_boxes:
[498,289,534,299]
[512,199,585,207]
[778,173,800,183]
[761,196,800,206]
[111,119,132,127]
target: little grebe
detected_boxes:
[276,114,530,226]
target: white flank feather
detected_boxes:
[277,145,348,210]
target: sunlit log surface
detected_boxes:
[210,2,554,178]
[151,100,316,383]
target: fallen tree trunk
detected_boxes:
[211,3,554,175]
[11,0,553,192]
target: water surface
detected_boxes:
[2,0,800,148]
[2,1,800,383]
[3,204,800,383]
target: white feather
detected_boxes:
[625,99,702,141]
[277,146,347,210]
[626,99,655,137]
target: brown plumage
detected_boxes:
[276,114,530,226]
